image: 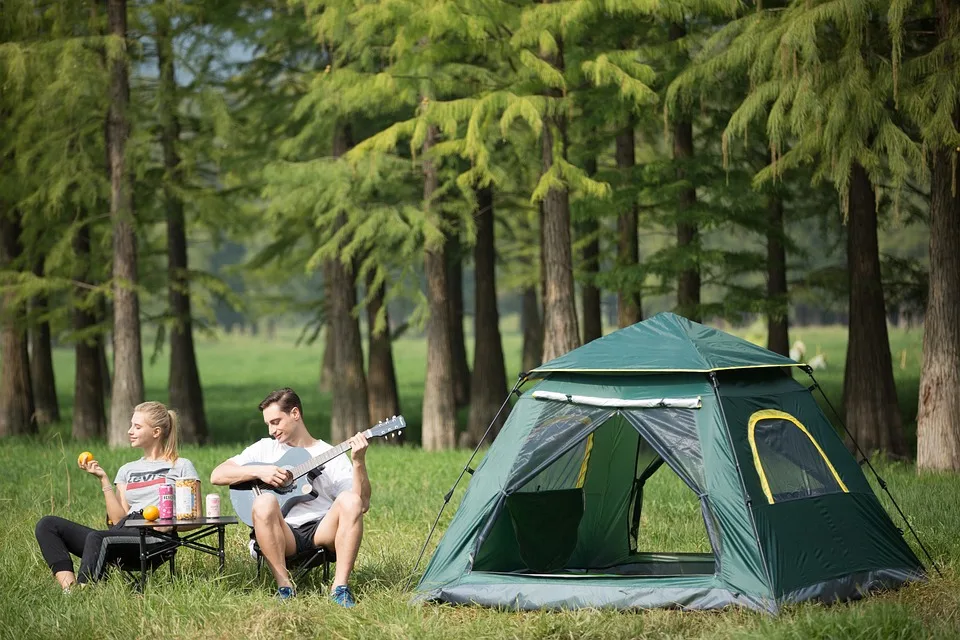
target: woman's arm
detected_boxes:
[116,484,131,514]
[83,460,128,524]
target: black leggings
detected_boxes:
[35,515,143,584]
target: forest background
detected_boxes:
[0,0,957,471]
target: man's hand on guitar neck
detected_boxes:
[258,465,293,488]
[347,432,370,464]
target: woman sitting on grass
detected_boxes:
[34,401,199,591]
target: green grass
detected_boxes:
[5,325,959,639]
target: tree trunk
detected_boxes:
[71,224,106,440]
[421,125,457,450]
[674,118,700,322]
[616,126,642,327]
[540,55,581,360]
[107,0,144,446]
[158,9,207,444]
[842,163,906,458]
[447,229,471,407]
[464,186,509,447]
[766,193,789,356]
[319,323,335,393]
[580,219,602,344]
[671,24,700,322]
[327,124,370,444]
[97,296,111,400]
[579,157,602,344]
[917,81,960,471]
[521,286,543,372]
[0,212,35,436]
[30,259,60,425]
[326,256,370,443]
[365,271,402,440]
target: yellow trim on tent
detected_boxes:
[576,434,594,488]
[747,409,849,505]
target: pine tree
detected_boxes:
[765,187,789,356]
[893,0,960,470]
[615,124,643,326]
[107,0,145,446]
[29,259,60,425]
[6,0,114,438]
[670,23,702,322]
[684,0,914,456]
[421,122,458,450]
[576,156,603,343]
[248,0,421,442]
[0,213,35,436]
[465,186,508,445]
[447,227,471,408]
[72,225,107,439]
[521,286,544,370]
[154,0,208,443]
[0,0,109,436]
[365,272,401,431]
[327,123,371,443]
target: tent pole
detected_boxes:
[709,372,779,613]
[405,372,529,591]
[805,368,942,578]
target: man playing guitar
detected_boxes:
[211,387,369,606]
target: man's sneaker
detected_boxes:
[330,584,356,608]
[276,586,295,601]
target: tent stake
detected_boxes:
[806,368,942,578]
[406,372,529,591]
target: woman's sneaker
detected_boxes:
[330,584,356,608]
[276,586,295,601]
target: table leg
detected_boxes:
[139,528,147,593]
[218,526,225,574]
[171,529,179,580]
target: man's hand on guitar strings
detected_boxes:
[348,432,370,463]
[258,465,293,487]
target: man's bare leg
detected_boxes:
[312,492,364,589]
[251,494,298,589]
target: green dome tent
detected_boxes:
[413,313,925,613]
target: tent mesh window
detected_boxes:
[748,410,848,504]
[474,404,715,577]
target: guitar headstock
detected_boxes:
[366,415,406,441]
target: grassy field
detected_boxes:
[4,324,959,639]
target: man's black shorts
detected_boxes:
[290,517,326,555]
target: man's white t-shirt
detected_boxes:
[230,438,354,527]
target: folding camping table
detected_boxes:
[124,516,239,591]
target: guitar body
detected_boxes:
[228,415,406,528]
[229,447,321,527]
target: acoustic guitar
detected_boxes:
[229,416,405,527]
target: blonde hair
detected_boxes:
[135,401,179,462]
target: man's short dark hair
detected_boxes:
[259,388,303,415]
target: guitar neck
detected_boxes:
[289,429,368,480]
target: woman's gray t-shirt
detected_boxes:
[114,458,200,514]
